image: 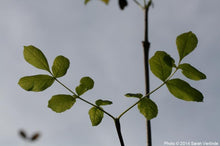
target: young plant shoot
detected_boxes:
[18,0,206,146]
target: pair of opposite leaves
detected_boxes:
[19,130,40,142]
[18,31,206,122]
[18,45,157,122]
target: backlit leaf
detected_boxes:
[23,46,50,71]
[179,63,206,80]
[52,55,70,78]
[48,94,76,113]
[176,31,198,61]
[149,51,174,81]
[95,99,112,106]
[125,93,143,99]
[89,107,104,126]
[18,75,54,92]
[138,98,158,120]
[85,0,109,5]
[163,54,176,67]
[75,76,94,96]
[84,0,90,4]
[166,78,203,102]
[101,0,109,4]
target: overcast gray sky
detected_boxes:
[0,0,219,146]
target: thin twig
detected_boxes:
[133,0,144,10]
[53,77,115,120]
[117,67,178,119]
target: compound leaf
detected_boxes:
[166,78,203,102]
[48,94,76,113]
[149,51,174,81]
[179,63,206,81]
[23,46,50,71]
[125,93,143,99]
[75,76,94,96]
[52,55,70,78]
[89,107,104,126]
[18,75,54,92]
[95,99,112,106]
[176,31,198,61]
[138,98,158,120]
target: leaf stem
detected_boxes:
[53,77,75,95]
[52,76,127,145]
[133,0,144,10]
[117,67,178,119]
[114,118,125,146]
[53,77,115,120]
[53,77,126,145]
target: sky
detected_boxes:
[0,0,220,146]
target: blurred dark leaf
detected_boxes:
[19,130,27,139]
[31,133,40,141]
[119,0,128,10]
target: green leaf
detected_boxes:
[138,98,158,120]
[89,107,104,126]
[149,51,174,81]
[163,54,176,67]
[84,0,90,4]
[52,55,70,78]
[179,63,206,80]
[166,78,204,102]
[101,0,109,4]
[176,31,198,61]
[48,94,76,113]
[18,75,55,92]
[23,46,50,71]
[95,99,112,106]
[85,0,109,5]
[125,93,143,99]
[75,77,94,96]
